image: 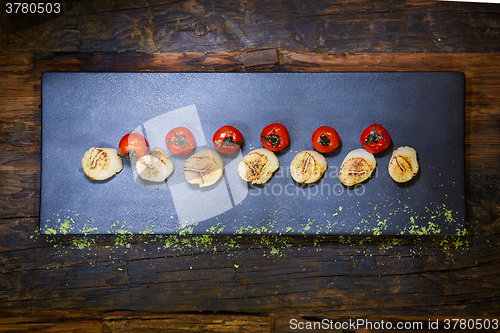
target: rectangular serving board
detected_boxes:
[41,72,465,236]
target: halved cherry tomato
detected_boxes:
[165,126,195,155]
[311,126,340,153]
[213,125,243,154]
[360,123,391,154]
[260,123,290,152]
[118,133,148,159]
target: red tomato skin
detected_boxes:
[260,123,290,152]
[311,126,340,153]
[360,123,391,154]
[119,133,148,159]
[213,125,243,154]
[165,127,196,155]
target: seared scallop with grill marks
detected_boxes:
[290,150,327,184]
[338,149,376,186]
[184,149,224,187]
[388,146,419,183]
[82,147,123,180]
[238,148,279,184]
[136,148,174,182]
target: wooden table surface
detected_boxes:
[1,1,500,332]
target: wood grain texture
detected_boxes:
[0,311,271,332]
[0,170,39,217]
[103,312,271,332]
[0,53,39,172]
[1,1,500,53]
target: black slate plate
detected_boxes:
[40,72,465,236]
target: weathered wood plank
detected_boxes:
[1,1,500,53]
[0,53,39,173]
[0,311,103,332]
[4,311,500,332]
[10,243,500,315]
[0,311,270,332]
[0,170,39,217]
[0,218,35,309]
[103,312,271,332]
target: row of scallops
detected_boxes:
[82,144,418,188]
[239,146,419,186]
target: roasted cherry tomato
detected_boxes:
[311,126,340,153]
[165,126,196,155]
[118,133,148,159]
[260,123,290,152]
[213,125,243,154]
[360,123,391,154]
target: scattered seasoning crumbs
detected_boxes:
[34,196,468,267]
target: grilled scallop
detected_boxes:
[238,148,279,184]
[388,146,419,183]
[184,149,224,187]
[82,147,123,180]
[290,150,327,184]
[136,148,174,182]
[338,149,376,186]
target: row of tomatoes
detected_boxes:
[118,123,391,159]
